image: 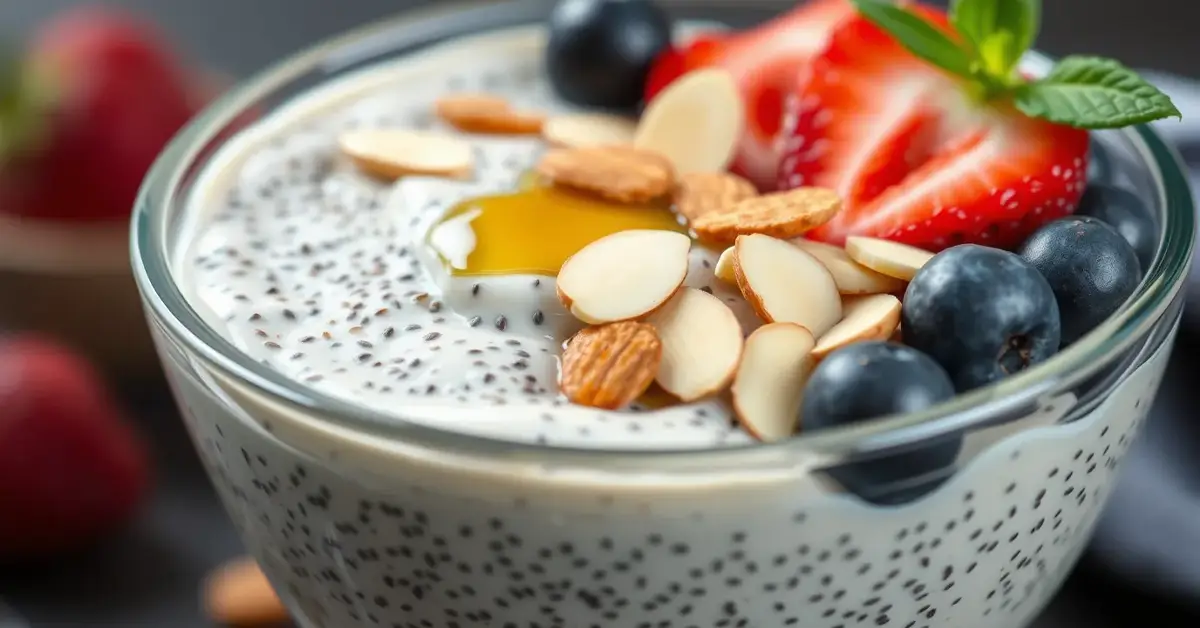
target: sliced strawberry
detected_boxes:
[778,9,1090,251]
[646,0,855,189]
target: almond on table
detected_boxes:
[556,229,690,324]
[435,93,546,134]
[339,129,474,180]
[645,288,744,402]
[674,171,759,223]
[732,323,816,443]
[560,322,663,410]
[542,113,638,147]
[692,187,842,246]
[202,556,289,627]
[733,233,842,337]
[536,145,676,203]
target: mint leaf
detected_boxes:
[851,0,976,80]
[950,0,1040,78]
[1014,56,1182,129]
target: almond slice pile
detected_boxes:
[557,230,691,324]
[338,129,475,180]
[732,323,815,442]
[435,93,546,135]
[793,238,907,295]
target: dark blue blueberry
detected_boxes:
[546,0,672,111]
[1019,217,1142,347]
[1076,184,1157,270]
[801,342,960,505]
[901,244,1061,392]
[1087,138,1115,184]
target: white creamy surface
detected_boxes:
[178,27,761,449]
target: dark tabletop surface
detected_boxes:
[1,1,1200,626]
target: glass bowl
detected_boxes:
[131,1,1195,627]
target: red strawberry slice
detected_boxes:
[777,8,1090,251]
[646,0,855,190]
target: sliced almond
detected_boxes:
[560,322,663,409]
[634,68,744,174]
[844,236,935,281]
[714,247,738,284]
[813,294,902,358]
[557,230,691,324]
[732,323,816,442]
[435,93,545,135]
[692,187,842,245]
[339,129,474,180]
[542,113,637,147]
[646,288,744,401]
[792,238,907,295]
[674,172,759,222]
[203,557,289,627]
[733,234,843,336]
[537,145,676,203]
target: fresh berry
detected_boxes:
[1076,183,1157,270]
[777,8,1090,251]
[1019,217,1143,346]
[1087,139,1116,184]
[645,0,854,189]
[0,6,210,222]
[0,335,150,560]
[801,341,960,504]
[546,0,672,111]
[901,244,1061,392]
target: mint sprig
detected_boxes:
[849,0,1181,129]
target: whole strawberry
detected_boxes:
[0,335,150,561]
[0,6,209,222]
[778,0,1180,251]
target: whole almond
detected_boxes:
[560,321,663,409]
[537,145,676,203]
[692,187,842,245]
[674,172,759,223]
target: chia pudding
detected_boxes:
[140,1,1192,627]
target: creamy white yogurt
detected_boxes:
[178,28,760,449]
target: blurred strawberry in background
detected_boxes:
[0,334,150,561]
[0,5,220,222]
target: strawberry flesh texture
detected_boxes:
[777,8,1090,251]
[646,0,854,190]
[0,7,205,222]
[0,336,149,560]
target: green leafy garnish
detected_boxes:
[848,0,1181,129]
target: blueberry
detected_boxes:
[801,342,960,504]
[546,0,672,110]
[1018,217,1143,346]
[1087,138,1116,184]
[901,244,1061,392]
[1076,184,1157,270]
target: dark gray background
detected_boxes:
[0,0,1198,626]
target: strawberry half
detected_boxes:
[646,0,855,190]
[777,7,1090,251]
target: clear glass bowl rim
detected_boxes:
[131,0,1197,473]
